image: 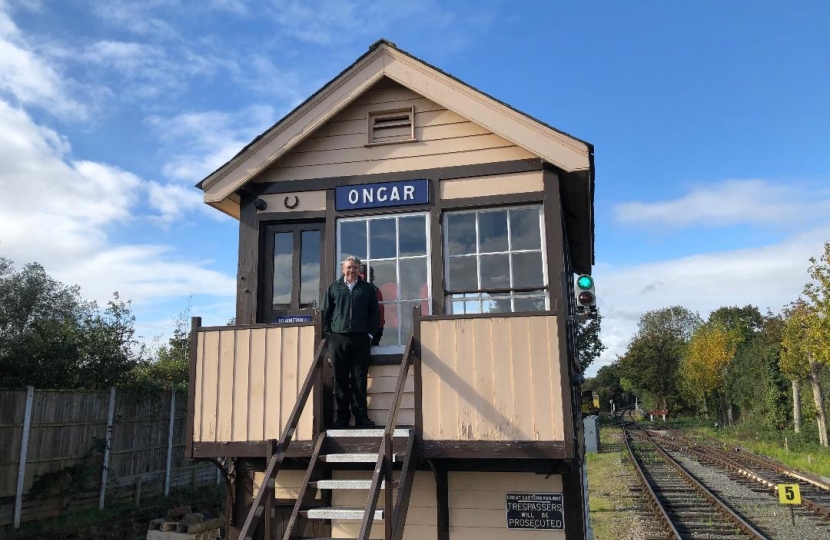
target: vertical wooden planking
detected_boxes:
[217,330,236,441]
[201,331,220,442]
[264,327,283,440]
[453,319,476,440]
[490,319,516,440]
[471,319,495,440]
[547,316,565,439]
[508,318,534,439]
[248,328,267,441]
[98,387,116,509]
[233,329,251,441]
[435,320,457,441]
[164,391,176,496]
[419,321,440,440]
[280,326,300,438]
[297,325,315,440]
[527,317,554,440]
[192,332,204,442]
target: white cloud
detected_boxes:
[614,179,830,229]
[0,6,86,118]
[587,226,830,376]
[0,98,233,308]
[147,105,277,184]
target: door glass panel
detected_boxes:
[272,232,293,307]
[299,230,321,308]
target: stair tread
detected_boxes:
[303,506,384,520]
[325,427,412,438]
[312,479,389,489]
[321,452,379,463]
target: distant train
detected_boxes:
[581,389,600,416]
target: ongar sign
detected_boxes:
[335,179,428,210]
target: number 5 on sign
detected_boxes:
[777,484,801,504]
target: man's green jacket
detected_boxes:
[321,277,381,336]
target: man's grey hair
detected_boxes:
[341,255,362,267]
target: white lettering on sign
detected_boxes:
[376,186,388,201]
[404,185,415,199]
[362,188,373,203]
[348,189,359,204]
[390,187,400,201]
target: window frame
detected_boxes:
[336,211,432,353]
[442,204,549,314]
[260,221,325,323]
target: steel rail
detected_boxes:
[626,424,771,540]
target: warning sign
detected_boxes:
[505,493,565,530]
[778,484,801,505]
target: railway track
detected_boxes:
[649,427,830,522]
[623,423,769,539]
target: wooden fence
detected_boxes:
[0,388,221,528]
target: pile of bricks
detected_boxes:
[146,505,223,540]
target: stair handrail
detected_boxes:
[358,333,417,540]
[237,335,329,540]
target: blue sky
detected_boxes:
[1,0,828,375]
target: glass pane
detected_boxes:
[399,215,426,256]
[478,210,508,253]
[400,300,423,343]
[514,295,546,312]
[484,294,512,314]
[446,213,476,255]
[510,208,542,250]
[480,254,509,289]
[400,257,428,300]
[370,260,398,301]
[339,220,366,261]
[299,230,321,308]
[272,232,293,306]
[378,302,399,346]
[448,256,477,291]
[369,218,396,259]
[512,252,544,288]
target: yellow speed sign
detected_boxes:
[777,484,801,505]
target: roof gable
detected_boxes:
[199,40,591,208]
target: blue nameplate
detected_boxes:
[274,315,313,324]
[335,179,428,211]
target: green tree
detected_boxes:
[617,306,701,413]
[0,259,142,389]
[679,323,739,423]
[130,303,191,391]
[576,312,606,372]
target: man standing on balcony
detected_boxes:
[322,255,381,429]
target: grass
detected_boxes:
[659,416,830,479]
[586,426,642,540]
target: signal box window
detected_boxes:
[443,206,548,314]
[261,222,323,322]
[337,213,431,352]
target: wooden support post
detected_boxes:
[164,390,176,496]
[13,386,34,529]
[434,464,449,540]
[135,476,143,505]
[99,387,117,509]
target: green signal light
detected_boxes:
[577,275,594,290]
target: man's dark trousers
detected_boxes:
[329,332,372,424]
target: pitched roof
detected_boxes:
[197,39,595,270]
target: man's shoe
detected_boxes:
[355,417,377,429]
[332,418,350,429]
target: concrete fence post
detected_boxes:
[164,390,176,496]
[13,386,34,529]
[99,387,117,509]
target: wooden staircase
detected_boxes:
[237,334,419,540]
